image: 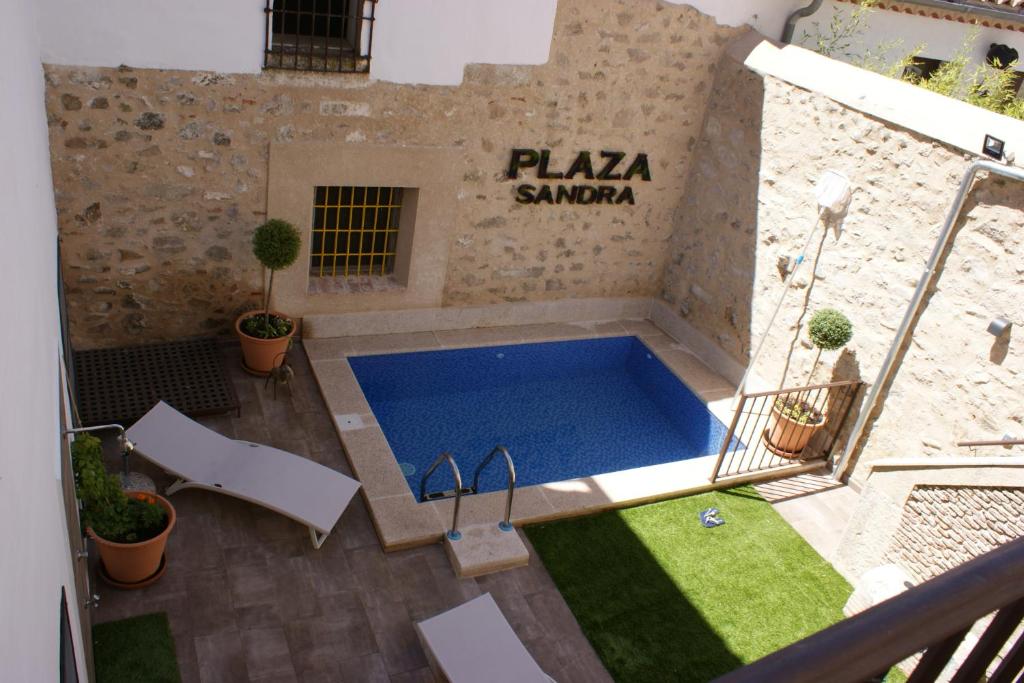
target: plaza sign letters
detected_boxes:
[507,149,651,205]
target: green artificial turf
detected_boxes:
[93,612,181,683]
[525,486,853,682]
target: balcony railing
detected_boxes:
[713,536,1024,682]
[710,379,863,482]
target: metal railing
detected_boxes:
[419,453,465,541]
[263,0,376,73]
[713,536,1024,682]
[957,437,1024,448]
[470,446,516,532]
[710,379,863,482]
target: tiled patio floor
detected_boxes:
[92,342,613,683]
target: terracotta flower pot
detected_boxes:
[89,492,175,585]
[765,404,828,458]
[236,311,296,375]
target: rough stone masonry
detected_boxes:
[45,0,741,349]
[664,50,1024,478]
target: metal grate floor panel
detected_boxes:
[73,337,240,427]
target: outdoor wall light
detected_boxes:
[987,317,1012,337]
[983,134,1005,160]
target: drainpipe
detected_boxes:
[782,0,825,44]
[833,159,1024,481]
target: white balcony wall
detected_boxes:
[370,0,557,85]
[1,1,85,681]
[38,0,266,73]
[671,0,811,39]
[792,0,1024,71]
[35,0,559,85]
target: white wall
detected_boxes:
[36,0,558,85]
[370,0,557,85]
[793,0,1024,71]
[39,0,265,73]
[671,0,810,40]
[36,0,862,86]
[0,1,85,681]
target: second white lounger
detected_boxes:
[126,401,360,549]
[415,593,556,683]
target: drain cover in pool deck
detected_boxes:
[73,337,240,427]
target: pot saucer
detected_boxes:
[98,553,167,590]
[761,428,806,460]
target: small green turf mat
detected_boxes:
[93,612,181,683]
[525,486,853,683]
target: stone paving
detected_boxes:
[92,342,612,683]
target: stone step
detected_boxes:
[443,522,530,579]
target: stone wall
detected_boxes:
[46,0,742,349]
[887,485,1024,582]
[664,49,1024,481]
[833,461,1024,580]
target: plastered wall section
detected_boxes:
[664,43,1024,484]
[46,0,742,349]
[1,0,86,679]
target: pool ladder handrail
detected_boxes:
[419,452,465,541]
[471,445,516,532]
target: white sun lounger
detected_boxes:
[126,401,360,549]
[415,593,556,683]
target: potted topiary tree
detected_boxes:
[236,218,302,374]
[72,435,175,587]
[766,308,853,457]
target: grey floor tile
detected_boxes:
[186,568,237,637]
[338,653,391,682]
[227,562,278,610]
[195,629,249,683]
[363,598,429,676]
[388,667,436,683]
[284,611,378,679]
[89,344,610,683]
[241,627,297,681]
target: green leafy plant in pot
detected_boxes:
[766,308,853,458]
[72,435,175,586]
[236,218,302,374]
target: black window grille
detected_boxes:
[264,0,376,73]
[310,186,404,277]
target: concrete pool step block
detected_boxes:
[444,523,530,578]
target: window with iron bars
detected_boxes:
[310,186,404,277]
[264,0,376,73]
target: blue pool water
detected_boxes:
[348,336,733,498]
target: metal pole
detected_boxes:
[63,424,133,478]
[834,160,1024,480]
[735,209,826,400]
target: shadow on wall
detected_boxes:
[660,37,764,363]
[989,325,1011,365]
[820,348,863,460]
[842,175,1024,473]
[776,220,833,390]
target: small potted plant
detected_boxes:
[72,435,175,586]
[766,308,853,457]
[236,219,302,374]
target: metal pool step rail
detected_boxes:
[470,446,516,533]
[419,445,517,539]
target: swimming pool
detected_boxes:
[348,336,734,498]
